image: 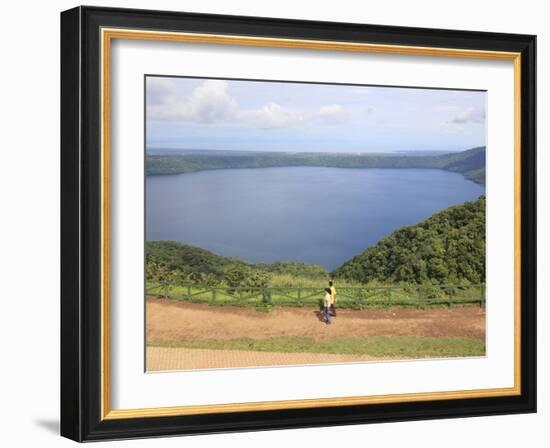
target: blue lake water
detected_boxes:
[146,167,484,270]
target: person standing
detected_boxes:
[323,288,332,324]
[329,280,337,317]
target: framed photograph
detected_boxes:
[60,6,536,442]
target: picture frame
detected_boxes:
[60,5,536,442]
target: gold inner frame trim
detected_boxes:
[100,27,522,421]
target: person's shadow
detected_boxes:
[313,310,326,323]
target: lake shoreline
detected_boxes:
[145,165,484,185]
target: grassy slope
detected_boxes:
[154,284,484,309]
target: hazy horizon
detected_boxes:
[145,146,479,155]
[145,147,475,156]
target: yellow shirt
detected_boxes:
[330,286,336,304]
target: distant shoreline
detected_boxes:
[145,146,486,185]
[145,165,482,185]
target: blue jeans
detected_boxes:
[323,306,331,323]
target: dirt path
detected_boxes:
[146,297,485,341]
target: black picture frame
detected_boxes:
[61,5,536,442]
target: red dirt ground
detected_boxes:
[146,297,485,342]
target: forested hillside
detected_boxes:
[332,197,485,285]
[145,241,328,287]
[145,147,486,184]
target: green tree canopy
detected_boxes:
[332,197,485,285]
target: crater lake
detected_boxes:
[145,167,485,270]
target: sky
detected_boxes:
[146,76,486,153]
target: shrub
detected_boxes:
[224,265,250,289]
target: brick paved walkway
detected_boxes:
[147,346,384,371]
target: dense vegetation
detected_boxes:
[145,240,328,289]
[146,147,486,184]
[332,197,486,285]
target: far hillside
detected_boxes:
[332,197,486,285]
[146,146,486,185]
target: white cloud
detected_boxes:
[244,102,308,129]
[451,106,485,124]
[147,79,349,130]
[147,79,238,123]
[186,80,238,123]
[318,104,348,124]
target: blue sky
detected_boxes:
[146,76,486,153]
